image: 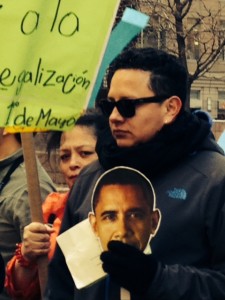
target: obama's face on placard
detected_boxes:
[89,184,160,251]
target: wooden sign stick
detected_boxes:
[20,132,48,300]
[0,128,4,144]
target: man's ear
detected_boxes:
[150,209,161,237]
[163,96,182,124]
[88,212,98,236]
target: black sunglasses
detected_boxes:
[98,96,168,118]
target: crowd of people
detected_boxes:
[0,130,55,300]
[2,109,106,300]
[1,46,225,300]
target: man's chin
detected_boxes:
[115,139,136,148]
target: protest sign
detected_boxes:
[0,2,121,297]
[0,0,120,131]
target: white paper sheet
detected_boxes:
[56,218,106,289]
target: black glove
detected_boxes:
[100,240,159,295]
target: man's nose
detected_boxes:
[114,217,131,241]
[109,106,124,121]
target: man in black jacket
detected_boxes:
[46,47,225,300]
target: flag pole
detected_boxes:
[21,132,48,300]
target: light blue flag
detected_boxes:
[88,8,149,108]
[218,130,225,152]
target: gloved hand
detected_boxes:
[100,240,159,295]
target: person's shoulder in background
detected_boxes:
[0,252,5,294]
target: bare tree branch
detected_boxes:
[136,0,225,108]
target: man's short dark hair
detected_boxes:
[107,47,188,109]
[91,166,156,213]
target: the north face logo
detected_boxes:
[167,188,187,200]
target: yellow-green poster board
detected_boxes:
[0,0,120,131]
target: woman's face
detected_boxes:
[59,125,98,188]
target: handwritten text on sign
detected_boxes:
[0,0,120,130]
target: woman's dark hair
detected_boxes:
[46,108,107,160]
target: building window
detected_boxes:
[190,90,200,99]
[207,97,212,111]
[141,15,167,50]
[187,18,200,60]
[190,90,201,109]
[217,91,225,119]
[218,91,225,106]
